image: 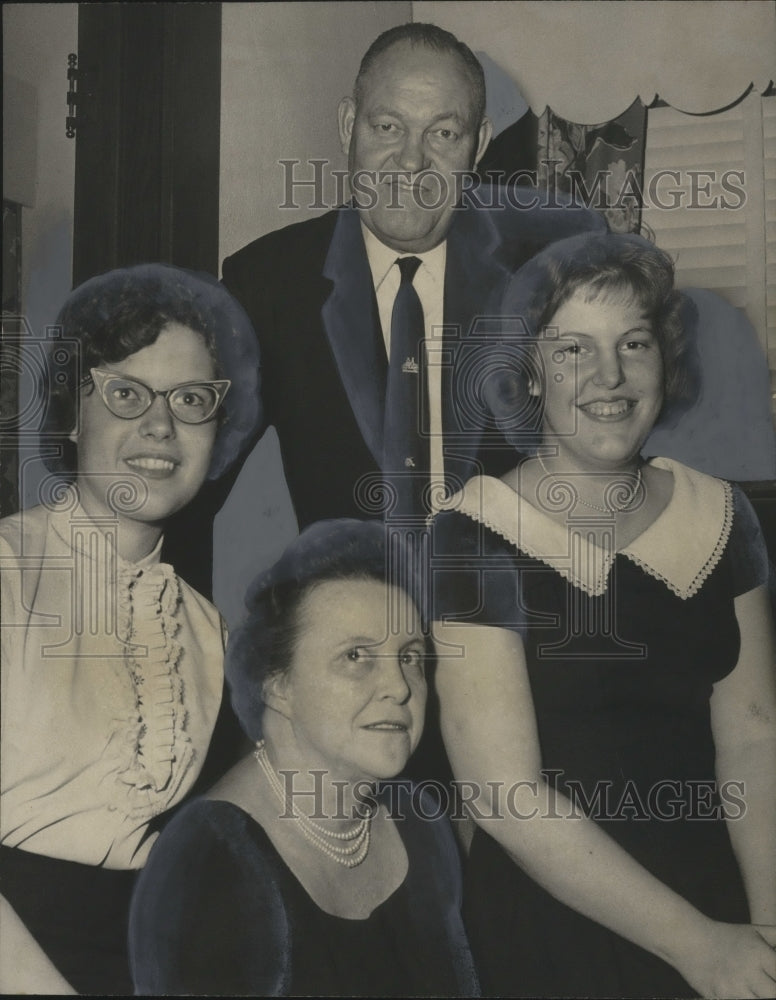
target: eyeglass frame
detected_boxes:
[82,367,232,425]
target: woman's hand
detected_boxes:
[434,623,776,995]
[672,920,776,999]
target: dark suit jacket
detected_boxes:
[163,187,606,590]
[223,188,605,524]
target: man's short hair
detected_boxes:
[354,22,486,125]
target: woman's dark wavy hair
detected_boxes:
[42,263,261,480]
[485,232,700,437]
[226,519,429,742]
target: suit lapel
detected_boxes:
[442,202,512,482]
[322,208,386,466]
[320,201,513,485]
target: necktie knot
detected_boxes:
[396,256,422,284]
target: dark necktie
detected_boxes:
[383,256,430,520]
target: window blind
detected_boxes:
[644,94,775,415]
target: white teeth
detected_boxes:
[367,723,406,730]
[583,400,631,417]
[126,457,176,471]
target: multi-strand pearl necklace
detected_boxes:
[254,740,373,868]
[537,454,643,514]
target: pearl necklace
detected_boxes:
[537,454,643,514]
[254,741,373,868]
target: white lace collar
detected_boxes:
[441,457,732,599]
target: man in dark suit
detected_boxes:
[160,20,605,791]
[217,23,605,536]
[164,23,605,595]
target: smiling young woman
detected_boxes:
[0,264,260,995]
[72,323,222,553]
[431,232,776,998]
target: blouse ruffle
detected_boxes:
[1,500,225,868]
[108,560,195,822]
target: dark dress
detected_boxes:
[0,698,244,996]
[431,458,768,998]
[129,787,479,996]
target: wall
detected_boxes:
[215,1,411,624]
[412,1,776,122]
[3,2,78,509]
[417,0,776,453]
[219,0,411,260]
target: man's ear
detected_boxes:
[473,116,493,169]
[337,97,356,157]
[262,672,292,720]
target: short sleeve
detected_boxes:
[728,485,770,597]
[431,510,527,633]
[129,799,290,996]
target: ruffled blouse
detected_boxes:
[0,500,225,869]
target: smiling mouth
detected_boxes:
[125,457,178,473]
[578,399,636,419]
[362,721,409,732]
[381,175,432,195]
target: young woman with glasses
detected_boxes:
[0,263,261,994]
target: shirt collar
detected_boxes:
[361,222,446,293]
[48,492,165,572]
[440,457,732,599]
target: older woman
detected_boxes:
[431,232,776,998]
[0,263,260,994]
[129,519,479,997]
